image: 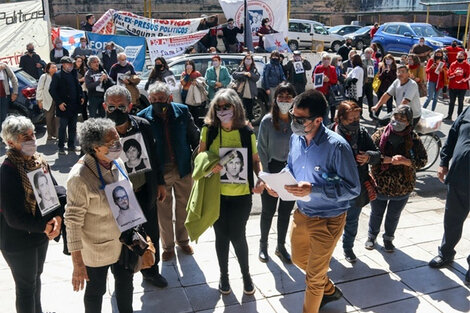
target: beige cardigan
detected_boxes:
[65,154,127,267]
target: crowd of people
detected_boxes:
[1,17,470,313]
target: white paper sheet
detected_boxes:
[259,170,310,202]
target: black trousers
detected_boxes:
[260,160,295,246]
[214,194,252,276]
[242,98,255,122]
[135,186,161,277]
[376,90,393,115]
[448,89,466,118]
[1,241,48,313]
[363,82,374,114]
[188,105,206,128]
[84,260,134,313]
[439,184,470,259]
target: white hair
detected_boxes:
[87,55,101,68]
[0,115,35,145]
[148,81,171,97]
[117,52,127,60]
[104,85,132,104]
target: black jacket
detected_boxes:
[0,160,65,252]
[19,52,44,80]
[49,69,84,118]
[337,45,352,63]
[285,59,312,87]
[102,49,118,73]
[49,48,70,64]
[222,25,243,45]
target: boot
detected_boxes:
[275,244,292,264]
[259,242,269,263]
[218,273,231,295]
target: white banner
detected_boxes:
[219,0,288,44]
[0,0,50,66]
[147,30,209,63]
[94,9,206,38]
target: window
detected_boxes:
[398,26,413,36]
[289,22,299,32]
[299,23,312,33]
[384,25,399,35]
[313,25,327,35]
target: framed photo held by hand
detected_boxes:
[104,180,147,232]
[27,168,60,216]
[294,61,305,74]
[314,73,324,88]
[164,75,179,91]
[120,132,152,175]
[219,148,248,184]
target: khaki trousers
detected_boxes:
[158,164,192,252]
[45,103,58,139]
[291,209,346,313]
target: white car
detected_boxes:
[287,19,345,52]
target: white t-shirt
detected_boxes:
[386,78,421,118]
[348,66,364,98]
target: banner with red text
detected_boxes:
[146,30,209,62]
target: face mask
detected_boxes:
[107,110,128,126]
[339,120,359,135]
[156,64,163,70]
[119,61,127,66]
[346,42,351,47]
[277,102,292,114]
[21,139,37,156]
[385,59,393,65]
[152,102,169,114]
[458,58,465,63]
[56,43,62,49]
[419,42,424,46]
[323,60,330,66]
[244,59,252,66]
[452,43,457,48]
[365,53,371,59]
[27,48,34,53]
[294,56,301,62]
[62,65,72,73]
[408,60,414,65]
[216,108,234,123]
[186,65,193,71]
[271,58,279,64]
[105,141,123,161]
[80,43,87,48]
[291,120,308,136]
[435,56,442,60]
[212,61,220,68]
[391,119,408,132]
[228,23,234,29]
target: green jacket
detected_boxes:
[204,65,232,100]
[185,151,220,242]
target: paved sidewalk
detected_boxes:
[1,196,469,313]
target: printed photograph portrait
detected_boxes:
[294,61,304,74]
[313,73,324,88]
[104,180,147,232]
[27,168,60,216]
[165,75,179,91]
[120,133,151,175]
[219,148,248,184]
[367,65,375,78]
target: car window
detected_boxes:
[354,26,371,35]
[289,22,299,32]
[411,25,441,37]
[384,25,399,35]
[398,25,413,36]
[313,25,328,35]
[15,70,37,85]
[329,25,342,32]
[299,23,311,33]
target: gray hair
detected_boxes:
[79,118,116,155]
[104,85,132,105]
[148,81,171,96]
[117,52,127,60]
[87,55,101,68]
[364,47,374,54]
[204,88,246,129]
[0,115,35,145]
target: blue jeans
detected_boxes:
[0,96,10,132]
[422,81,441,111]
[368,193,410,241]
[58,114,77,149]
[342,205,363,250]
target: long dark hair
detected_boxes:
[240,53,254,70]
[74,56,86,76]
[272,82,296,130]
[149,57,169,81]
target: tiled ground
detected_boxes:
[1,197,469,313]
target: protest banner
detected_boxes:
[87,32,146,71]
[58,28,86,54]
[146,30,208,63]
[0,0,50,66]
[219,0,288,44]
[94,9,212,38]
[263,33,291,53]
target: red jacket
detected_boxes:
[313,65,338,95]
[448,60,470,90]
[445,46,464,65]
[425,58,446,89]
[370,27,378,39]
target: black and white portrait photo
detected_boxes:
[27,168,60,216]
[105,180,147,232]
[313,73,324,88]
[120,133,151,175]
[165,75,179,91]
[367,65,375,78]
[294,61,304,74]
[219,148,248,184]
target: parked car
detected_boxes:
[344,25,372,50]
[8,67,44,124]
[287,19,345,52]
[329,25,362,37]
[137,53,269,125]
[371,22,462,56]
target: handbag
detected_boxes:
[372,74,381,93]
[119,227,154,273]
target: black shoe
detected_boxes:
[320,286,343,308]
[58,148,66,155]
[218,274,231,295]
[344,249,357,263]
[259,242,269,263]
[429,255,454,268]
[275,245,292,264]
[143,273,168,288]
[466,256,470,283]
[365,237,375,250]
[383,240,395,253]
[242,274,255,295]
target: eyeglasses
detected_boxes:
[105,139,121,149]
[115,195,128,201]
[107,105,127,113]
[289,109,316,125]
[215,104,232,111]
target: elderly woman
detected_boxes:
[365,106,427,252]
[85,55,110,118]
[198,88,262,296]
[0,115,64,313]
[328,100,381,263]
[65,118,134,313]
[37,62,59,140]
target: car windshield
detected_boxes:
[354,26,371,35]
[15,70,37,85]
[329,25,343,32]
[313,24,328,35]
[411,25,443,37]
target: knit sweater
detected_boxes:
[65,154,127,267]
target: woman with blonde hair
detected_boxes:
[407,53,427,98]
[199,88,262,296]
[376,54,397,116]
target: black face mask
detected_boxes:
[339,120,359,135]
[435,56,442,60]
[107,110,128,126]
[27,48,34,53]
[452,43,457,48]
[156,65,164,71]
[458,58,465,63]
[152,102,169,114]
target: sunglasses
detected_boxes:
[107,105,127,113]
[289,109,316,125]
[215,104,232,111]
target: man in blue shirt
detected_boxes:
[283,90,360,312]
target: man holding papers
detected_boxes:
[280,90,360,313]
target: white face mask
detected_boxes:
[212,61,220,68]
[21,139,37,156]
[277,101,292,114]
[105,141,123,161]
[385,59,393,66]
[119,60,127,67]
